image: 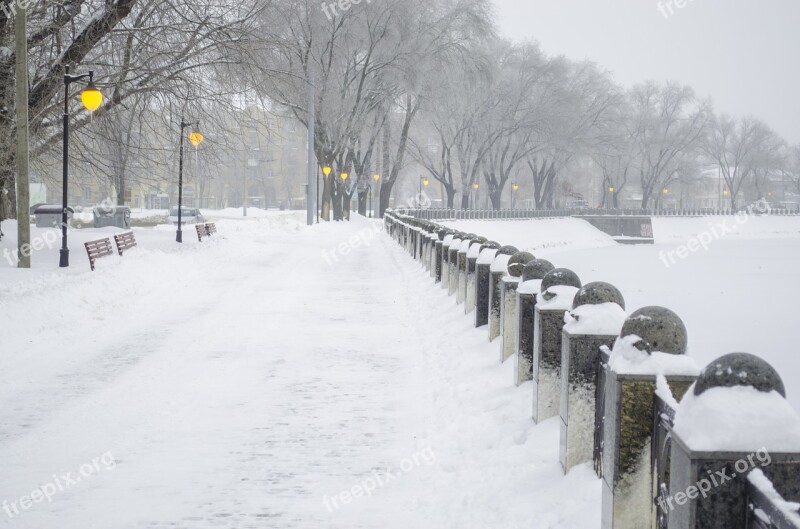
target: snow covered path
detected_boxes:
[0,216,597,529]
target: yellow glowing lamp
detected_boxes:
[609,186,615,193]
[373,173,380,181]
[663,187,669,194]
[472,183,479,190]
[81,82,103,113]
[340,172,348,181]
[189,131,204,147]
[422,178,429,186]
[512,183,519,191]
[723,189,729,196]
[322,166,332,176]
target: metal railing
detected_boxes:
[393,207,800,221]
[746,480,800,529]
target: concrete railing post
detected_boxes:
[500,252,535,362]
[514,259,555,386]
[666,353,800,529]
[456,236,475,304]
[474,243,500,328]
[532,268,582,423]
[488,246,518,342]
[559,282,626,474]
[601,306,699,529]
[447,235,463,296]
[441,233,455,290]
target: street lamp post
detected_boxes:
[372,173,380,218]
[511,182,519,210]
[321,165,331,223]
[59,66,102,267]
[472,183,479,210]
[176,120,203,243]
[608,186,615,210]
[419,175,429,196]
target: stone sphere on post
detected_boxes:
[522,259,555,281]
[507,251,536,277]
[496,245,519,256]
[693,352,786,397]
[572,281,626,310]
[541,268,582,292]
[619,306,687,355]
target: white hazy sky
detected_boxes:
[492,0,800,143]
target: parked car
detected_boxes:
[167,207,205,225]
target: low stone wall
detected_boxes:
[383,211,800,529]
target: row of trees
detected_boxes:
[1,0,799,228]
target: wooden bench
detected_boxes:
[205,223,217,236]
[84,238,114,271]
[195,224,208,242]
[113,231,137,255]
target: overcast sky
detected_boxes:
[492,0,800,143]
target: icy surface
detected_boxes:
[563,302,626,336]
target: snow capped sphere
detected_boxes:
[437,229,452,241]
[620,306,687,355]
[507,251,536,277]
[541,268,582,292]
[522,259,555,281]
[464,233,478,240]
[496,245,519,256]
[694,353,786,397]
[572,281,625,310]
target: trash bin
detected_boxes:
[33,205,74,228]
[93,205,131,228]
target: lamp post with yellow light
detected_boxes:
[320,165,331,223]
[472,182,479,209]
[176,119,203,243]
[608,186,615,210]
[59,67,103,267]
[511,182,519,210]
[370,173,379,218]
[419,175,429,196]
[339,172,349,221]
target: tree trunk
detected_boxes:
[321,174,332,221]
[357,189,367,216]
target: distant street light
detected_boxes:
[320,166,332,223]
[511,182,519,209]
[370,173,380,218]
[340,172,348,181]
[419,175,429,195]
[60,67,103,267]
[176,120,202,243]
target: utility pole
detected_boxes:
[306,68,315,226]
[15,0,31,268]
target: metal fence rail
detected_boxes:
[393,208,800,221]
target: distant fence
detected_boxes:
[397,207,800,221]
[383,210,800,529]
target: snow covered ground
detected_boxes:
[446,215,800,411]
[2,212,796,528]
[0,214,599,529]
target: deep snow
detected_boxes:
[0,213,599,529]
[446,215,800,412]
